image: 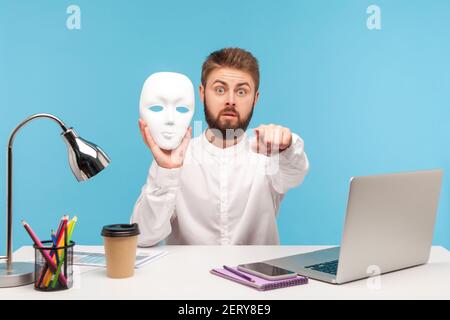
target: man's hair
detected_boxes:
[201,48,260,91]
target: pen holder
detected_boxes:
[33,240,75,291]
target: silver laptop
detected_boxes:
[264,169,443,284]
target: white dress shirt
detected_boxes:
[131,130,309,246]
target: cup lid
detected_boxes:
[101,223,140,238]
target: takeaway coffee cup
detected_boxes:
[101,223,140,279]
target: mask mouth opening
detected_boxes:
[161,132,177,139]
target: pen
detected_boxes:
[51,230,60,265]
[223,265,255,283]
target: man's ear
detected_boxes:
[199,85,205,104]
[253,91,260,107]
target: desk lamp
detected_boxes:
[0,113,111,287]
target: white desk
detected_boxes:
[1,245,450,300]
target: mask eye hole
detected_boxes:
[176,106,190,114]
[148,105,164,112]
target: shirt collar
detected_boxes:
[201,130,249,157]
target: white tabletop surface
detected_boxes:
[1,245,450,300]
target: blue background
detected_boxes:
[0,0,449,253]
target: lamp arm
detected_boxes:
[4,114,69,268]
[8,113,68,147]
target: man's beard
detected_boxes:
[204,94,255,140]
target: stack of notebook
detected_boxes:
[210,266,308,291]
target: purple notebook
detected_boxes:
[210,267,308,291]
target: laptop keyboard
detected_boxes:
[305,260,339,275]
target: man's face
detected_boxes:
[200,67,259,139]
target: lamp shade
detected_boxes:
[61,128,111,182]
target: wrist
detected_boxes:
[156,161,182,169]
[150,162,182,189]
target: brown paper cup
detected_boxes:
[101,224,140,279]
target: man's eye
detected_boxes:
[237,89,247,96]
[148,105,164,112]
[215,87,225,94]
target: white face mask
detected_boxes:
[139,72,195,150]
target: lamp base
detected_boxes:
[0,262,34,288]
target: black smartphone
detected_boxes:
[237,262,297,280]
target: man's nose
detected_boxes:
[225,92,236,107]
